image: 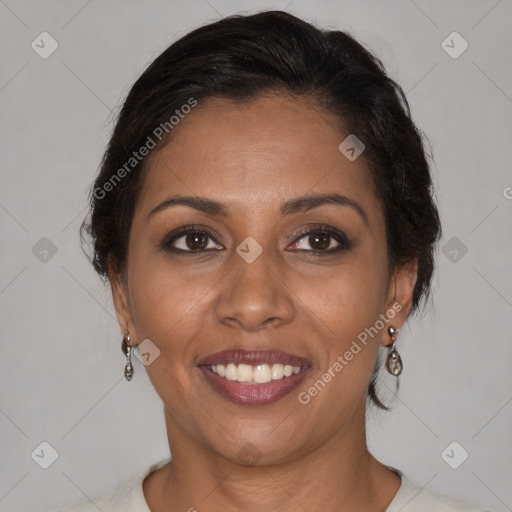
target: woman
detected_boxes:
[58,10,487,512]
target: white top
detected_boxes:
[55,457,489,512]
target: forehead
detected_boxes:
[138,94,380,221]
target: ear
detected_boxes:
[380,258,418,347]
[107,255,138,342]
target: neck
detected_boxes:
[144,403,401,512]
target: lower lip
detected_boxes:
[198,366,310,406]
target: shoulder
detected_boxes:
[387,469,490,512]
[53,457,171,512]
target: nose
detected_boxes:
[215,248,295,332]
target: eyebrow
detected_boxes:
[146,193,369,226]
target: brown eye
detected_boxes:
[184,231,209,250]
[289,225,351,254]
[307,233,331,251]
[159,226,224,254]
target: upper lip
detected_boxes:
[197,349,311,368]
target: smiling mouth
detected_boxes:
[209,362,303,384]
[197,349,311,405]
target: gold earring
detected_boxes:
[121,331,137,381]
[385,326,403,376]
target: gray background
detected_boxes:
[1,1,511,511]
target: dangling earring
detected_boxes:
[385,326,403,376]
[121,331,137,381]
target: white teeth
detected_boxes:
[236,364,253,382]
[210,363,302,383]
[253,364,272,383]
[271,364,285,380]
[225,363,237,381]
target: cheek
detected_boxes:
[296,253,388,385]
[302,255,388,332]
[127,265,208,404]
[127,254,207,347]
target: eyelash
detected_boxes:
[159,224,352,256]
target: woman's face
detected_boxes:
[111,94,416,464]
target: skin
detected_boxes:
[109,93,418,512]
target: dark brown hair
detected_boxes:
[80,10,442,411]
